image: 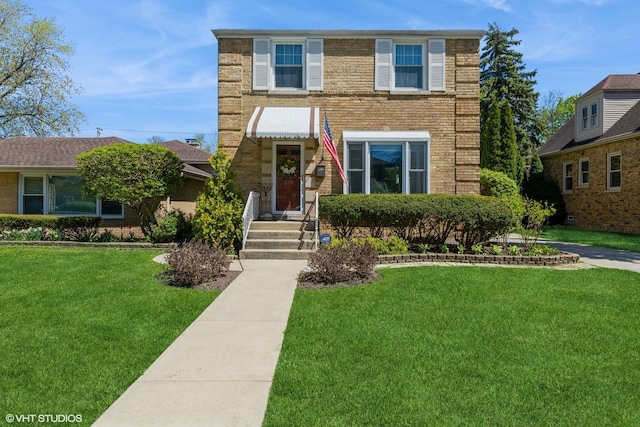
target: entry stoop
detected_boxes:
[240,220,316,260]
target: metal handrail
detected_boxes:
[314,191,319,249]
[241,191,260,250]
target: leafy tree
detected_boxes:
[0,0,85,137]
[480,23,542,167]
[193,146,244,250]
[148,135,166,143]
[538,91,580,143]
[76,144,184,236]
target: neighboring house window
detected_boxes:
[375,39,445,92]
[579,159,589,186]
[563,162,573,192]
[274,44,303,89]
[581,107,588,129]
[23,176,44,214]
[607,152,621,191]
[19,174,123,217]
[590,103,598,127]
[344,133,430,194]
[252,38,323,91]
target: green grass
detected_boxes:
[265,266,640,426]
[0,247,217,424]
[543,225,640,253]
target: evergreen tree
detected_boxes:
[499,101,519,182]
[480,99,502,170]
[480,23,542,168]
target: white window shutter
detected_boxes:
[253,38,270,90]
[306,39,323,91]
[375,39,392,91]
[428,39,445,91]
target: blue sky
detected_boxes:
[27,0,640,144]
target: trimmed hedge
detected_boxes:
[0,215,101,241]
[319,194,512,248]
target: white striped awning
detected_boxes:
[246,107,320,139]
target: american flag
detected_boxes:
[323,115,348,185]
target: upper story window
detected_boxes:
[395,44,423,89]
[579,159,589,187]
[274,44,303,89]
[253,39,323,92]
[376,39,445,92]
[580,102,598,130]
[591,103,598,127]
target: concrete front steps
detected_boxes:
[240,220,316,260]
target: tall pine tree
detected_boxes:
[480,99,502,170]
[499,101,520,182]
[480,23,542,183]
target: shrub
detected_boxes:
[304,240,378,285]
[480,168,524,228]
[0,215,101,241]
[520,198,557,250]
[193,147,244,250]
[330,236,408,255]
[150,210,193,243]
[55,217,101,241]
[165,240,231,288]
[522,171,566,225]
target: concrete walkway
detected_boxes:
[94,259,307,427]
[543,239,640,273]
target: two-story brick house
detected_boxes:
[213,29,485,217]
[538,74,640,234]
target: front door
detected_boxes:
[274,143,302,213]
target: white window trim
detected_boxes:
[562,162,573,193]
[253,38,323,93]
[578,158,589,187]
[375,38,445,93]
[590,103,598,127]
[607,152,621,192]
[342,130,431,195]
[18,172,124,218]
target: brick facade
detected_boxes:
[216,33,482,214]
[0,172,18,214]
[542,135,640,234]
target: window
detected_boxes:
[19,174,123,217]
[590,103,598,127]
[395,44,423,89]
[582,107,588,129]
[252,38,323,91]
[344,131,430,194]
[375,39,444,92]
[563,162,573,192]
[607,152,621,191]
[579,159,589,186]
[274,44,303,89]
[23,176,44,214]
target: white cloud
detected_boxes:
[463,0,513,12]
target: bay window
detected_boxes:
[343,131,430,194]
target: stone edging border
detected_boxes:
[0,240,175,249]
[378,251,580,266]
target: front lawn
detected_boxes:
[543,225,640,253]
[0,247,217,424]
[265,266,640,426]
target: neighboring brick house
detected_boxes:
[213,29,485,217]
[0,137,212,226]
[538,74,640,234]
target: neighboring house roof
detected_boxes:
[0,137,130,168]
[158,140,212,165]
[581,74,640,98]
[0,137,213,179]
[538,75,640,157]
